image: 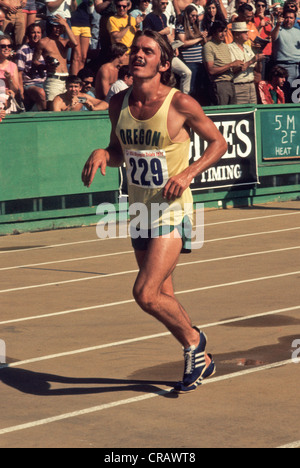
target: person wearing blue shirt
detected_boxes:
[271,8,300,101]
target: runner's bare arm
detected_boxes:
[163,93,227,200]
[81,94,124,188]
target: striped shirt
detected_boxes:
[176,23,203,63]
[16,44,46,87]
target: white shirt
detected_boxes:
[46,0,72,18]
[105,80,129,103]
[229,42,255,84]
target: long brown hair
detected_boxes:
[183,5,201,40]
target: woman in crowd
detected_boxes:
[176,4,209,103]
[202,0,227,36]
[0,34,19,113]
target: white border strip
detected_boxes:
[277,440,300,449]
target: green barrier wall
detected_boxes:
[0,105,299,235]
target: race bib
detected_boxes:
[125,149,169,189]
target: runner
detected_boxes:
[82,29,227,393]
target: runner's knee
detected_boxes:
[133,283,157,312]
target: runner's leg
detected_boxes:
[133,230,199,349]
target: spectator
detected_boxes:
[70,0,94,75]
[253,0,272,56]
[0,7,6,35]
[95,42,128,99]
[144,0,192,94]
[78,67,98,109]
[203,20,242,105]
[190,0,206,19]
[253,0,272,79]
[107,0,142,50]
[228,0,254,22]
[0,33,19,93]
[105,64,132,101]
[176,4,208,102]
[226,4,260,47]
[0,0,26,48]
[143,0,171,35]
[33,15,78,110]
[229,21,265,103]
[94,0,116,62]
[283,0,300,28]
[0,34,19,112]
[202,0,227,37]
[16,23,47,110]
[45,0,77,24]
[258,64,288,103]
[53,74,108,110]
[130,0,151,30]
[22,0,37,29]
[78,67,95,95]
[271,8,300,100]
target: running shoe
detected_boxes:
[173,328,216,393]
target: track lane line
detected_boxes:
[0,211,299,255]
[1,246,300,294]
[0,359,293,436]
[1,305,299,365]
[0,244,299,273]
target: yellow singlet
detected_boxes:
[116,87,194,229]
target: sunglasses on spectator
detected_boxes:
[256,3,266,6]
[117,4,129,8]
[0,44,12,50]
[161,2,169,4]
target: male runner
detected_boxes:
[82,30,227,393]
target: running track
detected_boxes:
[0,201,299,448]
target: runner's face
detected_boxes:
[130,36,169,80]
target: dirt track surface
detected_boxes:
[0,201,300,448]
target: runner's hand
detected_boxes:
[82,149,108,187]
[163,171,193,201]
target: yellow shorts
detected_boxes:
[71,26,92,38]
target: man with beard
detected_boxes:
[82,30,227,394]
[33,14,77,109]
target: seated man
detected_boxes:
[16,22,47,111]
[258,64,288,104]
[53,74,109,111]
[33,15,78,110]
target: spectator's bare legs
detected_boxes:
[71,35,90,76]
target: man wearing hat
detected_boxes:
[229,21,265,103]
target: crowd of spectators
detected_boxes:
[0,0,299,117]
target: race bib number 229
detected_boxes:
[125,149,169,189]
